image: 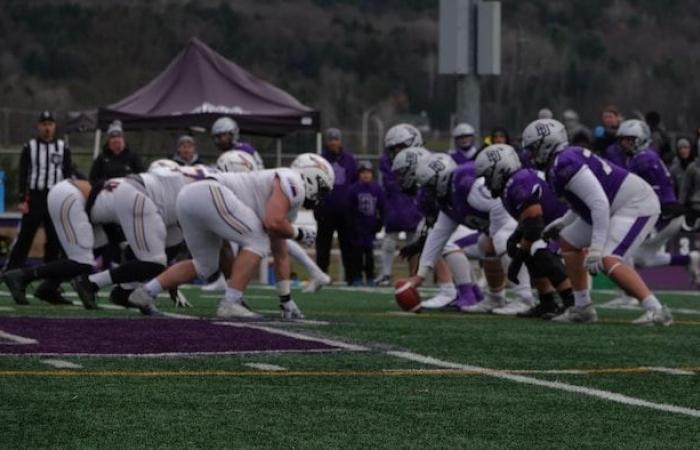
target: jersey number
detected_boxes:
[582,149,612,175]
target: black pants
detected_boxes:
[315,213,353,283]
[4,191,60,270]
[349,246,374,284]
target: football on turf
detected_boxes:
[394,279,421,313]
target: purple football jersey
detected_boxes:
[502,169,568,225]
[602,143,627,168]
[379,153,423,232]
[348,181,385,247]
[547,146,628,223]
[439,162,490,231]
[626,148,676,204]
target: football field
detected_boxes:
[1,284,699,448]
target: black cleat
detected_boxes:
[517,302,559,319]
[542,304,570,320]
[34,280,73,305]
[71,275,99,310]
[2,270,29,305]
[109,285,133,308]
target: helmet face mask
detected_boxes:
[290,153,335,209]
[521,119,568,169]
[384,124,423,160]
[474,144,522,197]
[416,153,456,199]
[211,117,240,150]
[616,119,651,154]
[391,147,430,194]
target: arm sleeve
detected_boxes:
[417,211,458,278]
[62,144,73,178]
[566,166,610,250]
[18,143,29,200]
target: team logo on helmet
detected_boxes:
[535,122,552,137]
[486,149,501,163]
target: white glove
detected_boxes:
[584,248,603,275]
[294,226,317,246]
[542,217,566,240]
[170,289,192,308]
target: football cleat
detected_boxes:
[2,270,29,305]
[216,300,263,319]
[373,275,392,287]
[492,298,534,316]
[128,287,156,308]
[421,285,457,309]
[280,300,305,320]
[631,306,673,326]
[109,285,133,308]
[138,304,163,317]
[201,274,227,291]
[517,301,559,319]
[302,272,331,293]
[551,304,598,323]
[34,281,73,305]
[71,275,99,310]
[461,295,506,313]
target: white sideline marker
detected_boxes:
[387,351,700,418]
[244,363,287,371]
[41,359,82,369]
[0,330,38,345]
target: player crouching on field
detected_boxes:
[521,118,673,326]
[474,144,576,319]
[129,154,334,320]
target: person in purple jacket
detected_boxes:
[315,128,358,283]
[374,124,424,286]
[475,144,576,318]
[521,118,673,326]
[616,120,700,287]
[347,161,384,285]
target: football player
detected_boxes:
[522,118,673,325]
[475,144,575,318]
[129,154,333,320]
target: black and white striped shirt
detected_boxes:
[19,138,72,199]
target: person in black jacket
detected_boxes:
[89,120,144,183]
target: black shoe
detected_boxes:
[517,302,558,319]
[71,275,98,310]
[34,280,73,305]
[2,270,29,305]
[542,304,569,320]
[109,286,133,308]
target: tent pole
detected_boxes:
[93,129,102,160]
[316,132,321,154]
[276,138,282,167]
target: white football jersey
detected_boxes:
[212,168,305,222]
[141,166,215,226]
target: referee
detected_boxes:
[3,111,71,271]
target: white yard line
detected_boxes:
[0,330,38,345]
[0,306,15,311]
[243,363,287,371]
[40,359,82,369]
[387,350,700,419]
[642,367,696,376]
[214,322,368,352]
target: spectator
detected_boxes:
[538,107,553,119]
[347,161,384,285]
[171,135,203,166]
[562,109,592,147]
[593,105,621,154]
[681,141,700,224]
[645,111,672,164]
[314,128,358,283]
[670,137,694,197]
[89,120,144,183]
[3,111,70,275]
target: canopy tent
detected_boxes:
[66,38,320,138]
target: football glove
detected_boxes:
[584,248,603,275]
[294,226,317,246]
[169,289,192,308]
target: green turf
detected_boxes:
[0,284,699,448]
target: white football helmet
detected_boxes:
[148,159,179,172]
[291,153,335,208]
[384,123,423,154]
[216,150,258,173]
[211,117,239,142]
[451,123,475,138]
[416,153,457,198]
[521,119,569,168]
[391,147,431,192]
[616,119,651,153]
[474,144,522,197]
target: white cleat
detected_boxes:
[632,306,673,326]
[128,287,156,308]
[689,251,700,286]
[216,300,263,319]
[492,299,534,316]
[604,295,640,307]
[280,300,305,320]
[302,273,331,293]
[421,286,457,309]
[551,304,598,323]
[461,295,506,314]
[201,274,227,291]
